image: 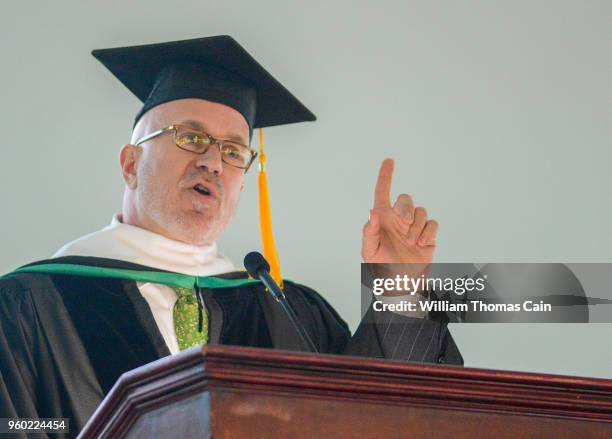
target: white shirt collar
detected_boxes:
[52,214,235,276]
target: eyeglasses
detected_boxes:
[134,124,258,171]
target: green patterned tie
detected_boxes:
[173,287,208,350]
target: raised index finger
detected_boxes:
[373,158,394,208]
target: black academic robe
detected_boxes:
[0,256,462,438]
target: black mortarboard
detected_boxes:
[91,35,316,134]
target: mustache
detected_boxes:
[180,171,224,197]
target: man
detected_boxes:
[0,36,461,436]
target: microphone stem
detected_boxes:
[258,271,319,353]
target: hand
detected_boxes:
[361,158,439,265]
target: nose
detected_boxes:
[194,143,223,175]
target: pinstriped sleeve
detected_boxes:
[343,306,463,365]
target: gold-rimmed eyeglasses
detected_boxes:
[134,124,258,171]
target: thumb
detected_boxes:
[362,210,381,261]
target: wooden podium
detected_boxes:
[78,345,612,438]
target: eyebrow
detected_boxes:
[181,119,248,145]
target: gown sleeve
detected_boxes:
[0,274,101,439]
[286,282,463,366]
[0,276,46,438]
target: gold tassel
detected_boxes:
[257,128,284,288]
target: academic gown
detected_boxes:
[0,256,462,438]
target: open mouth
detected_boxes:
[193,184,211,197]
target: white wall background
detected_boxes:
[1,1,610,378]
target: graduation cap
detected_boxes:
[92,35,316,286]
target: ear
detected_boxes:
[119,144,140,189]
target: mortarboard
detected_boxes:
[91,35,316,133]
[92,35,316,286]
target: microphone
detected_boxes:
[244,251,318,353]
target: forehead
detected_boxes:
[148,98,250,140]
